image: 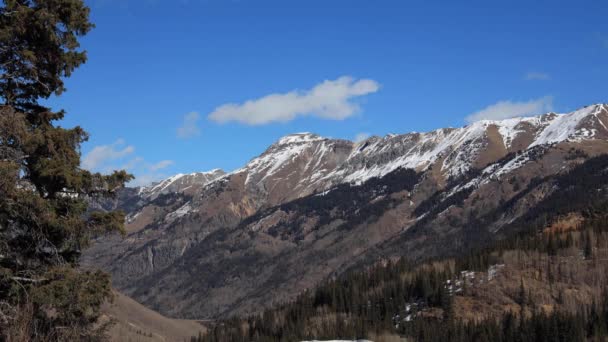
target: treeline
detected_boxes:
[491,152,608,235]
[406,293,608,342]
[458,153,608,271]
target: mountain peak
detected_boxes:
[138,169,226,198]
[274,132,324,146]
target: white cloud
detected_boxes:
[208,76,380,125]
[177,111,201,138]
[120,156,144,170]
[81,139,135,171]
[524,72,551,81]
[149,160,174,171]
[465,96,554,123]
[354,132,370,143]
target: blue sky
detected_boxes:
[45,0,608,185]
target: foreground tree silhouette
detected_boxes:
[0,1,132,340]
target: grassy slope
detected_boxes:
[102,291,206,342]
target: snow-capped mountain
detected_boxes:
[140,104,608,205]
[137,169,226,199]
[204,103,608,199]
[330,103,608,183]
[84,103,608,319]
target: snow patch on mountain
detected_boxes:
[147,173,188,194]
[276,132,324,146]
[139,169,226,199]
[330,104,607,184]
[530,104,605,147]
[495,116,541,148]
[240,139,312,185]
[165,202,193,222]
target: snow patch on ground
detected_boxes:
[126,210,142,224]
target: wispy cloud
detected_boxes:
[354,132,370,143]
[81,139,135,171]
[208,76,380,125]
[465,96,554,123]
[120,156,144,170]
[177,111,201,139]
[124,158,175,187]
[524,72,551,81]
[149,160,174,171]
[82,139,174,186]
[126,160,175,186]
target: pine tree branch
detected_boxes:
[11,276,47,283]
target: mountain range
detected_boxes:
[84,103,608,319]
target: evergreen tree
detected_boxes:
[584,230,594,260]
[0,0,132,340]
[518,278,527,307]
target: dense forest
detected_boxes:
[193,155,608,342]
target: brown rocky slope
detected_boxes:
[83,104,608,319]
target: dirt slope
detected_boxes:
[102,291,205,342]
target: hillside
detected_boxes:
[198,219,608,341]
[101,291,205,342]
[82,103,608,319]
[195,154,608,341]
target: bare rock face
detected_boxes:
[83,104,608,319]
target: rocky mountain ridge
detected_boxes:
[137,169,226,199]
[135,103,608,201]
[83,103,608,318]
